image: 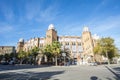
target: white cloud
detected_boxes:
[24,1,59,22]
[85,15,120,49]
[25,1,41,20]
[1,41,17,47]
[56,23,84,36]
[35,4,59,22]
[89,15,120,33]
[0,25,13,33]
[0,3,14,21]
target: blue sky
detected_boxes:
[0,0,120,49]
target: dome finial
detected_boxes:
[19,38,24,42]
[48,24,55,30]
[83,26,89,32]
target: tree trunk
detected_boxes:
[20,59,23,64]
[106,51,110,65]
[38,57,42,65]
[34,56,36,65]
[47,57,50,65]
[55,56,58,66]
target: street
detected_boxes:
[0,64,120,80]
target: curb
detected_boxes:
[105,66,120,79]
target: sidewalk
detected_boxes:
[105,64,120,79]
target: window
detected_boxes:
[65,42,69,45]
[72,42,75,45]
[47,35,51,38]
[78,43,81,46]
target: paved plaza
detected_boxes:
[0,64,120,80]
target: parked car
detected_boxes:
[89,62,98,66]
[0,60,9,65]
[9,60,15,65]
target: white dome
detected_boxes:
[19,38,24,42]
[48,24,55,30]
[83,26,89,32]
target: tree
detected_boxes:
[0,54,4,61]
[18,51,27,64]
[60,48,70,58]
[51,41,61,66]
[43,44,53,64]
[60,48,71,65]
[93,37,118,64]
[93,42,101,55]
[37,47,44,65]
[30,46,39,65]
[4,54,10,62]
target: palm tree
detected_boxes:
[51,41,61,66]
[43,44,53,64]
[60,48,71,65]
[61,48,70,58]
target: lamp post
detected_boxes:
[62,53,66,66]
[29,55,32,65]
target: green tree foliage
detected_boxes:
[0,54,4,61]
[4,54,10,61]
[61,48,70,58]
[93,37,118,62]
[43,44,53,63]
[18,50,27,64]
[30,46,39,64]
[31,47,39,57]
[0,53,16,62]
[93,42,102,55]
[51,41,61,66]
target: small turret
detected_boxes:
[83,26,89,32]
[16,38,24,52]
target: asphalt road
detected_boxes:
[0,64,119,80]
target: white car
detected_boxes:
[89,62,98,66]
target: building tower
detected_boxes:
[16,38,24,52]
[82,27,94,63]
[46,24,57,45]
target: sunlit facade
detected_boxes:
[0,46,15,55]
[17,24,100,65]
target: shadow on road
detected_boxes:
[111,67,120,80]
[0,64,52,71]
[90,76,98,80]
[0,70,64,80]
[105,66,120,80]
[112,67,120,72]
[90,76,119,80]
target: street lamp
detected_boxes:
[62,53,66,66]
[29,55,32,65]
